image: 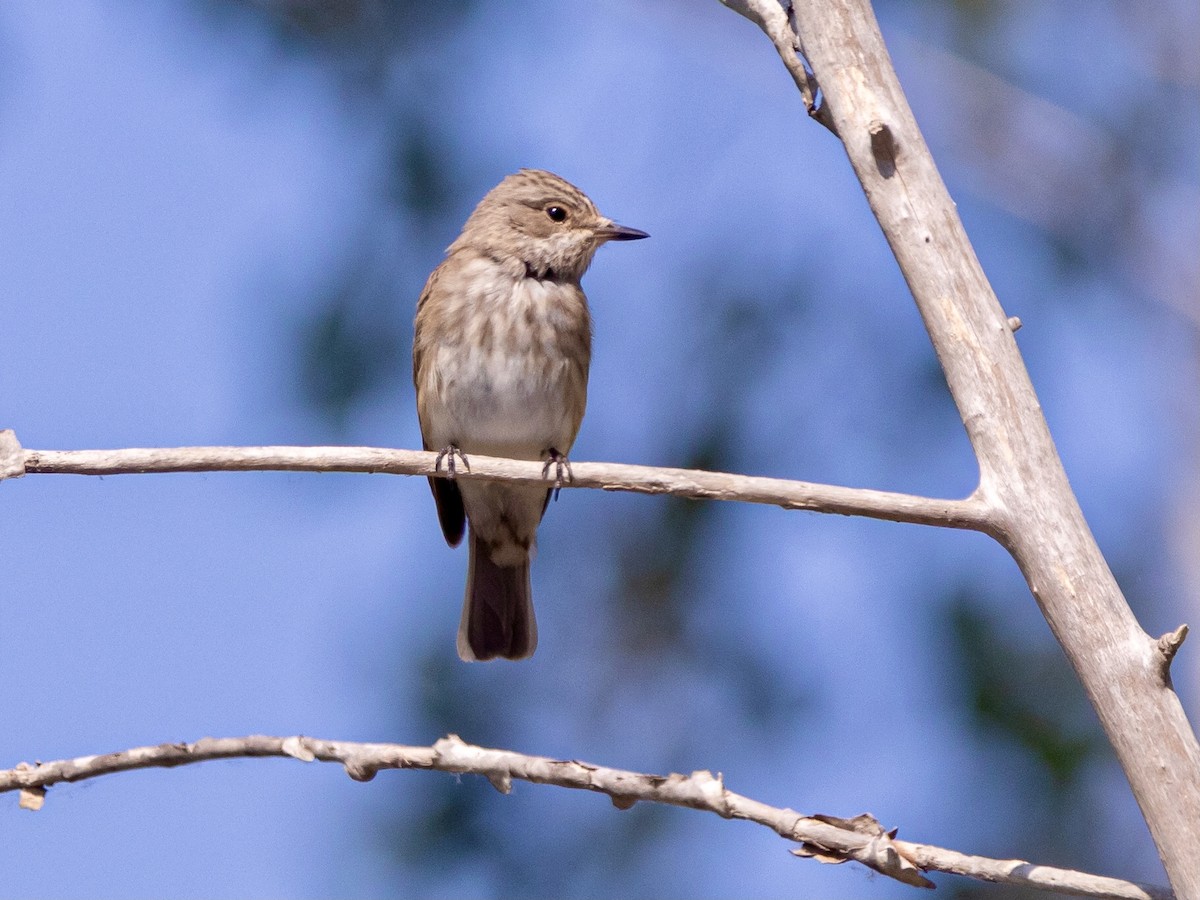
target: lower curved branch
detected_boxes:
[1,734,1170,899]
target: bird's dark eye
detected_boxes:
[546,206,567,222]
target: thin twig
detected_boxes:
[0,431,993,533]
[0,734,1170,900]
[718,0,834,131]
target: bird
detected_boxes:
[413,169,648,661]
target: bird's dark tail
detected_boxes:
[457,530,537,661]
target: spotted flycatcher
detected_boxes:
[413,169,648,661]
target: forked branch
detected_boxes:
[718,0,1200,894]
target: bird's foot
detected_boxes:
[542,448,573,501]
[434,445,470,479]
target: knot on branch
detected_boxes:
[342,759,380,783]
[281,736,316,762]
[13,762,45,811]
[869,121,898,178]
[688,769,733,818]
[793,813,933,889]
[19,786,45,811]
[487,773,513,794]
[0,430,25,481]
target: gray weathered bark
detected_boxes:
[719,0,1200,894]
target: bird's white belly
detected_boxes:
[428,344,575,459]
[417,269,589,459]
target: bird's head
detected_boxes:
[453,168,648,282]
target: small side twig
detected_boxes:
[1155,624,1189,686]
[718,0,834,132]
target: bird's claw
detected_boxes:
[434,445,470,479]
[542,449,573,501]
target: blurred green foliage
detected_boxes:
[950,598,1106,793]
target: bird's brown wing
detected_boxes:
[427,467,466,548]
[414,264,467,548]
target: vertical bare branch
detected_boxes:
[721,0,1200,893]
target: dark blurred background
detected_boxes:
[1,1,1197,896]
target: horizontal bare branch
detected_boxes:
[1,734,1169,899]
[0,430,992,532]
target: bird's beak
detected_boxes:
[595,221,649,242]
